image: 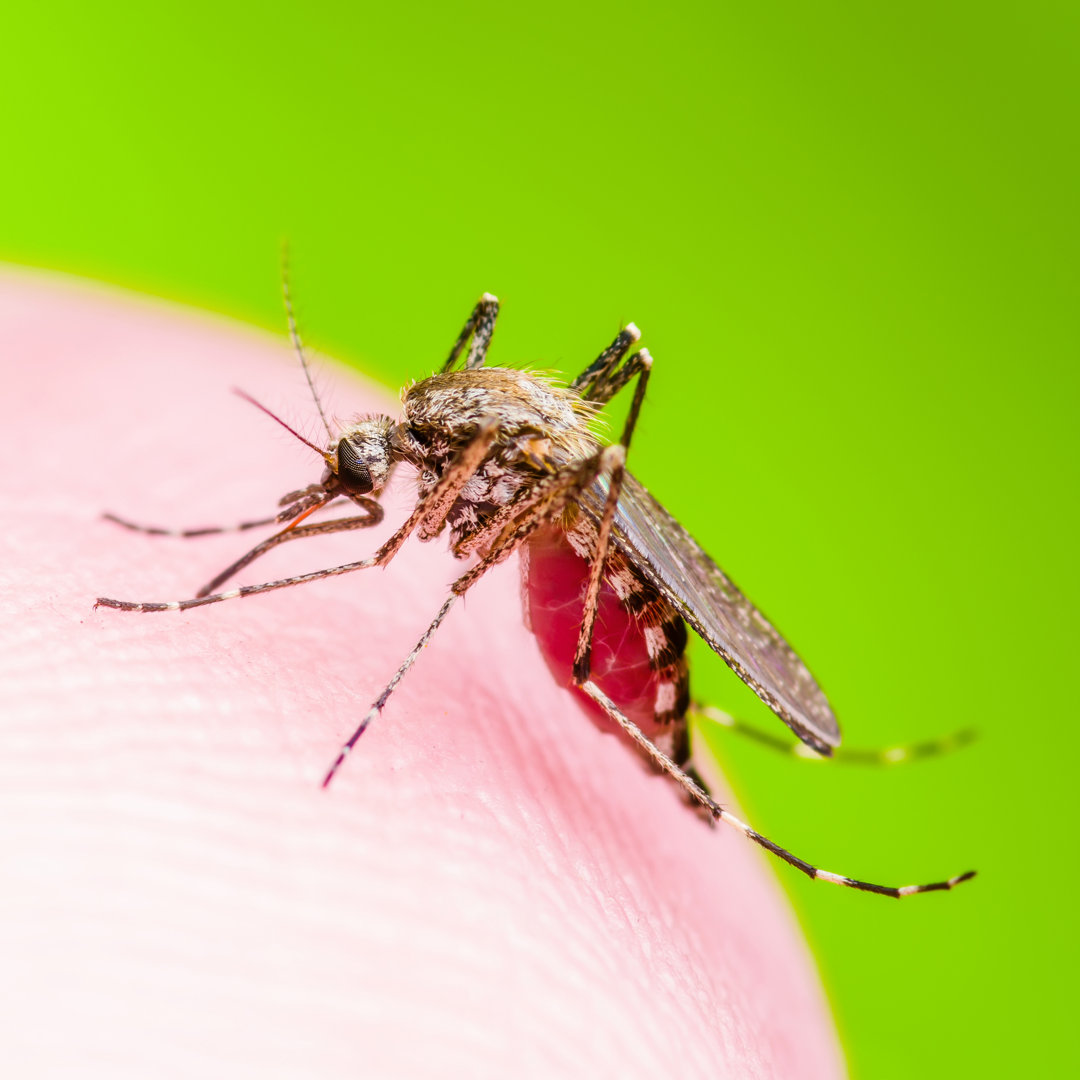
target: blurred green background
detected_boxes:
[4,2,1076,1075]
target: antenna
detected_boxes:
[281,241,333,441]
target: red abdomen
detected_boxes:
[521,525,682,742]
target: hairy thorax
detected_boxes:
[397,368,600,545]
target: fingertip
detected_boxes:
[1,268,844,1078]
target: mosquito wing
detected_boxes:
[580,472,841,755]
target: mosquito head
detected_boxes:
[327,415,397,497]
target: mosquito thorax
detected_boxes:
[329,415,397,496]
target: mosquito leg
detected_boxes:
[276,491,340,524]
[322,593,458,786]
[96,509,410,613]
[451,345,653,680]
[582,345,653,407]
[415,420,500,541]
[450,448,613,594]
[196,501,383,598]
[96,425,500,614]
[691,703,977,765]
[102,511,280,539]
[452,443,608,558]
[323,449,607,785]
[97,536,401,614]
[569,322,641,398]
[102,486,343,539]
[441,293,500,373]
[278,483,328,506]
[450,483,538,557]
[581,681,975,898]
[572,350,653,685]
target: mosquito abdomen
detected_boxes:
[522,524,691,764]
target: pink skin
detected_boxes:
[0,268,844,1077]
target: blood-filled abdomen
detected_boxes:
[521,524,689,750]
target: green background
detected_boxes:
[5,3,1076,1075]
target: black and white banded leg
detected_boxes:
[322,442,619,786]
[320,593,459,786]
[103,481,347,548]
[102,511,283,539]
[442,293,500,372]
[451,446,619,592]
[96,424,500,616]
[195,501,384,598]
[569,322,642,399]
[451,439,617,559]
[571,347,653,685]
[415,420,500,542]
[582,682,976,898]
[582,343,653,408]
[691,703,977,766]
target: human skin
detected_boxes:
[0,268,845,1078]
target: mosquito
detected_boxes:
[97,290,975,899]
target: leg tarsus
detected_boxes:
[442,293,500,372]
[691,703,978,766]
[97,424,500,614]
[571,349,653,686]
[322,593,460,786]
[580,679,975,899]
[570,323,642,398]
[102,511,279,538]
[450,447,610,597]
[322,422,620,785]
[196,501,383,597]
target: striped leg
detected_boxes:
[323,445,619,785]
[569,323,642,398]
[416,420,499,541]
[321,593,459,786]
[195,502,383,598]
[450,446,619,594]
[442,303,664,554]
[583,345,653,407]
[572,348,652,685]
[692,703,977,766]
[103,511,281,539]
[96,530,405,614]
[102,481,343,541]
[441,293,500,372]
[96,424,499,615]
[581,681,975,899]
[451,444,614,559]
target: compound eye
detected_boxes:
[336,438,374,495]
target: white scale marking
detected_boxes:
[815,869,849,886]
[643,625,667,659]
[655,681,677,714]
